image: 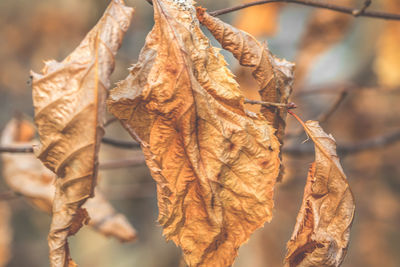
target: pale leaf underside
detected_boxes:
[31,1,133,266]
[108,0,280,266]
[285,121,355,267]
[0,119,137,242]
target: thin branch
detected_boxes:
[0,191,21,201]
[99,137,141,149]
[0,137,141,153]
[245,98,297,109]
[0,146,34,153]
[209,0,400,21]
[104,117,118,127]
[318,91,347,123]
[353,0,372,17]
[284,129,400,156]
[99,156,146,170]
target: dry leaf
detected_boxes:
[285,119,355,267]
[31,1,134,266]
[197,8,294,146]
[373,0,400,88]
[0,202,11,267]
[234,1,283,37]
[295,0,355,85]
[0,118,137,242]
[108,0,280,266]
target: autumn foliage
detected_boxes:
[0,0,367,266]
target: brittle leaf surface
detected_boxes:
[285,119,355,267]
[31,1,133,266]
[108,0,280,266]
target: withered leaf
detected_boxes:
[295,0,355,85]
[108,0,280,266]
[197,8,294,146]
[31,1,134,266]
[285,120,355,267]
[0,118,137,242]
[0,203,11,267]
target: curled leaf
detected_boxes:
[196,8,294,146]
[0,118,137,242]
[31,1,134,266]
[108,0,280,266]
[285,119,355,267]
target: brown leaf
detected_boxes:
[0,118,137,242]
[108,0,280,266]
[373,0,400,88]
[295,0,355,85]
[234,1,283,37]
[285,119,355,267]
[197,8,294,181]
[0,202,11,267]
[30,1,134,266]
[196,8,294,146]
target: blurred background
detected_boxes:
[0,0,399,266]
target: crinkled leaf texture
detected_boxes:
[0,118,137,242]
[30,1,133,266]
[197,8,294,180]
[108,0,280,266]
[197,8,294,145]
[285,121,355,267]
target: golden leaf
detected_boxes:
[373,0,400,88]
[295,0,355,85]
[0,118,137,242]
[234,1,283,37]
[285,118,355,267]
[197,8,294,145]
[30,1,134,266]
[0,203,11,267]
[108,0,280,266]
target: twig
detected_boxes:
[0,137,141,153]
[101,137,141,149]
[209,0,400,21]
[99,156,146,170]
[245,98,297,109]
[318,90,347,123]
[0,146,34,153]
[0,191,21,201]
[283,129,400,156]
[353,0,372,17]
[104,117,118,127]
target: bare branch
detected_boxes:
[0,191,21,201]
[317,91,348,123]
[353,0,372,17]
[101,137,141,149]
[245,98,297,109]
[0,137,141,153]
[99,156,146,170]
[284,129,400,156]
[0,146,34,153]
[209,0,400,21]
[104,117,118,127]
